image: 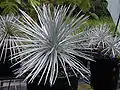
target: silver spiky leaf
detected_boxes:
[12,5,93,86]
[85,24,112,49]
[0,15,22,62]
[102,36,120,58]
[84,24,120,58]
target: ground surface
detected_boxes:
[1,79,120,90]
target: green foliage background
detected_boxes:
[0,0,115,33]
[0,0,108,17]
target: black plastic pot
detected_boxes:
[0,62,13,77]
[0,46,20,77]
[90,57,119,90]
[0,47,13,77]
[27,75,78,90]
[26,56,83,90]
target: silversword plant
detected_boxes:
[84,24,120,58]
[12,5,93,86]
[0,15,21,62]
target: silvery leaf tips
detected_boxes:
[0,15,22,62]
[12,4,94,86]
[105,0,120,57]
[102,36,120,58]
[86,24,112,49]
[84,24,120,58]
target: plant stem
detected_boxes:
[114,13,120,36]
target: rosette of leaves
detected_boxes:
[0,15,22,62]
[102,36,120,58]
[12,5,94,86]
[87,24,112,48]
[84,24,120,58]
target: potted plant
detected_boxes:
[83,24,120,90]
[11,4,94,90]
[0,15,22,77]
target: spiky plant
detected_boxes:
[0,15,22,62]
[11,5,94,86]
[102,36,120,58]
[84,24,120,58]
[85,24,112,48]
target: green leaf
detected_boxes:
[0,1,19,15]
